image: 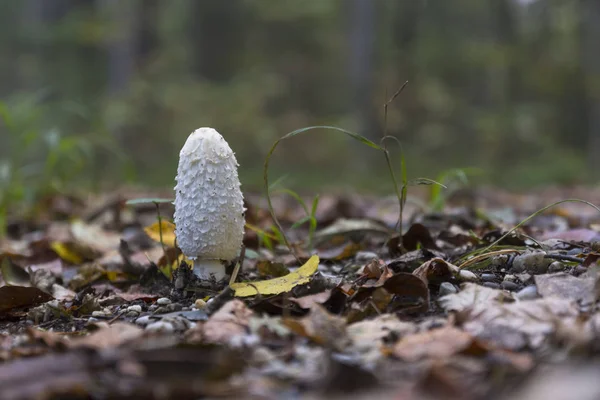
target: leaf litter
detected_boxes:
[1,189,600,398]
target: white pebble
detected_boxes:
[156,297,172,305]
[135,315,152,326]
[91,311,108,318]
[516,285,538,300]
[145,320,175,333]
[127,305,142,313]
[458,270,478,282]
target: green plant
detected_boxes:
[428,167,483,212]
[0,94,122,236]
[271,186,320,250]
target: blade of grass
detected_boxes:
[264,126,384,260]
[459,199,600,265]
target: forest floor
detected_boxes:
[1,186,600,399]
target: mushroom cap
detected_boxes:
[174,128,245,262]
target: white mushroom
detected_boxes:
[174,128,245,281]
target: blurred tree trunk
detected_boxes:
[188,0,245,82]
[100,0,138,98]
[98,0,139,148]
[490,0,518,165]
[348,0,377,139]
[137,0,158,67]
[582,0,600,173]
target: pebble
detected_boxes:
[148,304,158,312]
[146,320,175,333]
[87,317,101,323]
[574,265,587,276]
[503,274,516,282]
[547,261,565,273]
[127,305,142,313]
[439,282,458,296]
[195,299,207,309]
[458,270,478,282]
[481,273,497,282]
[515,273,532,283]
[355,251,378,262]
[500,281,519,291]
[156,297,172,306]
[135,315,152,326]
[91,311,108,318]
[511,251,550,274]
[516,285,538,300]
[482,282,500,289]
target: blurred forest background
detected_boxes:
[1,0,600,210]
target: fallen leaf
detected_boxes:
[70,322,144,349]
[198,300,253,345]
[402,223,439,251]
[1,258,31,286]
[317,242,362,260]
[535,273,596,303]
[256,260,289,278]
[230,255,320,297]
[144,220,177,248]
[71,220,121,254]
[283,304,349,351]
[0,286,53,314]
[290,290,332,310]
[393,326,474,362]
[413,257,457,286]
[439,283,514,313]
[440,284,578,350]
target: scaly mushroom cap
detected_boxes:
[174,128,245,264]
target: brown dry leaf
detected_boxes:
[439,282,514,313]
[413,257,457,286]
[200,300,253,345]
[256,260,289,278]
[441,284,579,350]
[0,286,53,314]
[1,258,31,286]
[283,304,349,351]
[535,272,596,303]
[317,241,362,261]
[71,219,122,254]
[69,322,144,349]
[402,223,439,251]
[290,290,332,310]
[393,326,474,362]
[383,272,430,313]
[347,314,416,355]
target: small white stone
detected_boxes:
[156,297,172,305]
[355,251,378,262]
[135,315,152,326]
[516,285,538,300]
[146,320,175,333]
[195,299,207,309]
[458,270,478,282]
[439,282,458,296]
[91,311,107,318]
[127,305,142,313]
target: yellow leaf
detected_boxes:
[50,241,84,264]
[230,255,319,297]
[144,220,177,247]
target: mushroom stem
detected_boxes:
[193,259,226,281]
